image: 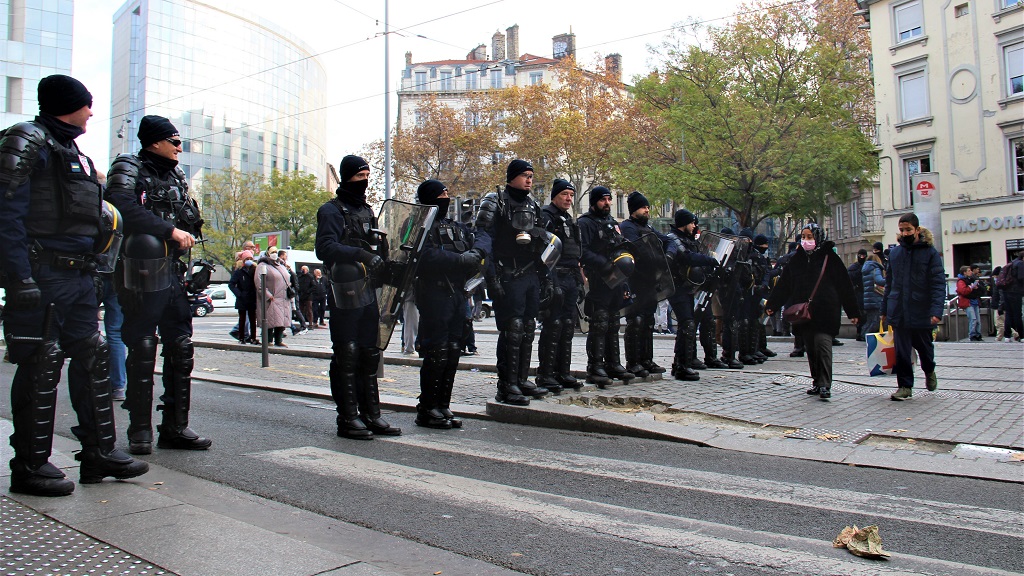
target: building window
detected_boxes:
[904,155,931,207]
[899,71,929,121]
[464,71,478,90]
[834,204,844,237]
[529,72,543,85]
[954,3,969,17]
[465,111,481,127]
[850,200,860,231]
[192,140,204,154]
[1006,43,1023,97]
[490,69,502,89]
[414,111,424,127]
[440,71,453,91]
[1002,0,1023,8]
[414,71,427,91]
[1013,137,1024,194]
[894,1,923,43]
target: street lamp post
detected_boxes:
[384,0,392,200]
[259,264,269,368]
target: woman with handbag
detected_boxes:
[765,223,860,399]
[255,246,294,347]
[861,253,886,336]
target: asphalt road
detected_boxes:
[29,371,1021,576]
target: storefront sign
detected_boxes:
[951,215,1024,233]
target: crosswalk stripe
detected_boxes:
[254,446,1016,576]
[390,436,1019,538]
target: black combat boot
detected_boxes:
[672,325,700,381]
[535,319,563,394]
[586,310,613,388]
[495,321,531,405]
[641,315,666,374]
[415,346,451,429]
[517,319,549,397]
[624,316,649,378]
[331,342,373,439]
[438,343,463,427]
[157,336,213,450]
[604,315,635,382]
[357,347,401,436]
[125,335,158,455]
[556,321,581,390]
[738,320,758,365]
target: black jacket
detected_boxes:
[766,241,860,336]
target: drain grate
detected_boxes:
[785,428,870,443]
[1,496,172,575]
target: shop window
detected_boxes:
[952,242,991,276]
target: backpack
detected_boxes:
[995,264,1015,288]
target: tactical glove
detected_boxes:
[8,278,42,310]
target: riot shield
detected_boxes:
[375,199,438,350]
[693,231,749,318]
[623,232,675,315]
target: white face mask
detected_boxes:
[268,252,279,261]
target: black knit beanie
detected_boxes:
[506,159,534,183]
[551,178,575,199]
[754,234,769,246]
[416,179,448,205]
[37,74,92,116]
[626,191,649,214]
[674,209,696,228]
[590,186,612,208]
[138,115,179,148]
[340,155,370,182]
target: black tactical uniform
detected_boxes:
[106,115,211,455]
[578,186,635,387]
[619,192,668,379]
[414,179,484,428]
[734,228,766,365]
[0,75,147,496]
[474,160,552,406]
[535,179,584,394]
[665,210,722,379]
[315,155,400,439]
[751,234,776,358]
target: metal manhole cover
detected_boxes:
[785,428,869,443]
[1,496,173,575]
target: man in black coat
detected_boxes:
[848,249,867,340]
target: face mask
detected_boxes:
[342,179,369,196]
[756,246,768,254]
[269,253,279,261]
[801,239,816,252]
[898,234,915,246]
[245,259,254,267]
[858,255,866,262]
[434,197,450,216]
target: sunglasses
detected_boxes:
[165,138,182,147]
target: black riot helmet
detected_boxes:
[602,247,635,287]
[122,233,173,292]
[329,261,373,309]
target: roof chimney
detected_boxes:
[467,44,487,61]
[405,51,412,67]
[492,30,506,61]
[506,24,519,61]
[604,53,622,82]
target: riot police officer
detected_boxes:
[1,75,148,495]
[414,179,484,428]
[578,186,635,387]
[752,234,776,359]
[474,160,553,406]
[106,115,212,455]
[536,179,584,394]
[665,209,722,380]
[735,228,765,365]
[316,155,401,439]
[619,191,668,379]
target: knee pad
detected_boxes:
[169,335,195,372]
[507,317,525,336]
[523,318,537,334]
[358,347,381,376]
[590,310,610,335]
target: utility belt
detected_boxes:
[553,265,578,276]
[422,276,460,295]
[32,248,97,272]
[498,259,536,281]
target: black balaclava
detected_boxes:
[337,155,370,205]
[416,179,449,216]
[754,234,769,254]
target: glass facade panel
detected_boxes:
[0,0,74,128]
[109,0,327,188]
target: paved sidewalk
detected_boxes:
[186,320,1024,482]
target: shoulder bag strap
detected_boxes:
[807,258,829,303]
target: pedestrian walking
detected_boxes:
[955,265,983,341]
[765,223,860,400]
[312,267,328,326]
[860,252,886,335]
[882,213,945,400]
[228,251,257,343]
[1000,250,1024,342]
[255,247,293,346]
[297,265,316,329]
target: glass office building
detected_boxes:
[0,0,74,128]
[109,0,328,190]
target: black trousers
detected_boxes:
[1004,292,1023,340]
[893,326,936,389]
[799,327,834,390]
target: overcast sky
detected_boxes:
[72,0,748,170]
